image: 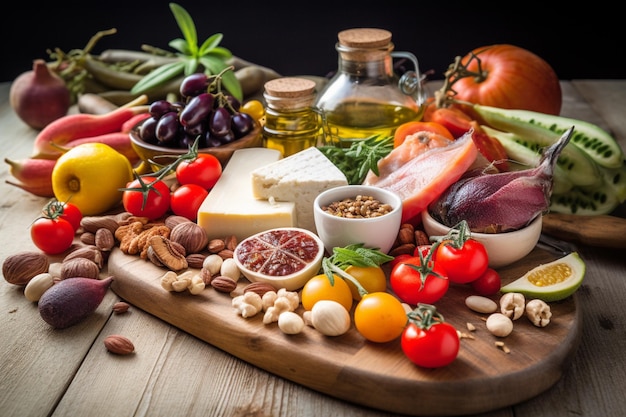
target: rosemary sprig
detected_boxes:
[318,135,394,185]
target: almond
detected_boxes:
[112,301,130,314]
[243,282,277,297]
[104,335,135,355]
[211,276,238,293]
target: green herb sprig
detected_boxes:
[321,244,393,288]
[318,135,394,185]
[130,3,241,101]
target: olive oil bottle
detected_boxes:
[315,28,426,145]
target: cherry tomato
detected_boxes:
[393,121,454,148]
[122,176,171,220]
[452,44,562,115]
[413,245,432,258]
[471,267,502,296]
[354,292,407,343]
[59,202,83,232]
[240,99,265,121]
[170,183,209,221]
[469,124,509,171]
[344,265,387,301]
[31,216,75,255]
[175,153,222,190]
[423,103,473,139]
[435,239,488,285]
[43,199,83,232]
[301,274,353,312]
[388,254,413,270]
[401,317,459,368]
[389,256,449,305]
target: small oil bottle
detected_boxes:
[262,77,322,157]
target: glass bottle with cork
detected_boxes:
[315,28,426,146]
[262,77,322,157]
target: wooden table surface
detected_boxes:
[1,80,625,417]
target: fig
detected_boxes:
[38,276,113,329]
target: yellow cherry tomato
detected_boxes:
[344,265,387,301]
[301,274,354,312]
[241,99,265,122]
[354,292,408,343]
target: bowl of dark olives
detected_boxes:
[129,72,263,172]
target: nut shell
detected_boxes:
[2,251,49,286]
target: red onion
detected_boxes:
[9,59,71,130]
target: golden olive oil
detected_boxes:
[320,101,423,145]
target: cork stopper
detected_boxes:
[264,77,316,98]
[337,28,392,48]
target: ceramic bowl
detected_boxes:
[313,185,403,255]
[129,120,262,172]
[233,227,325,291]
[421,210,543,269]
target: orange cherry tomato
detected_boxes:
[300,274,354,312]
[393,121,454,148]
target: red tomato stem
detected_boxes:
[406,303,447,330]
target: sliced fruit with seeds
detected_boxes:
[500,252,586,302]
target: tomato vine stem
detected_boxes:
[434,49,489,109]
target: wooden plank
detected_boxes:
[108,245,580,416]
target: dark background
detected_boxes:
[2,2,623,83]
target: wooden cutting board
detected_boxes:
[108,246,581,416]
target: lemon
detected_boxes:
[52,143,134,216]
[500,252,586,302]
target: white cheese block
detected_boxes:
[250,146,348,233]
[197,148,296,242]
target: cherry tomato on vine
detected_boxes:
[43,199,83,232]
[401,304,459,368]
[175,153,222,190]
[435,239,488,285]
[471,267,502,296]
[354,292,408,343]
[122,176,171,220]
[31,216,75,255]
[301,274,354,312]
[344,265,387,301]
[389,255,449,305]
[170,183,209,221]
[58,202,83,232]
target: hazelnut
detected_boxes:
[170,222,209,254]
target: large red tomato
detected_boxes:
[452,44,562,115]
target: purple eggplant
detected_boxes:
[428,126,574,233]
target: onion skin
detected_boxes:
[10,59,71,130]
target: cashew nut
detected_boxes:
[500,293,525,320]
[263,288,300,324]
[232,292,263,318]
[526,299,552,327]
[486,313,514,337]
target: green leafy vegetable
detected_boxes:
[321,244,393,285]
[130,3,241,100]
[318,135,394,185]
